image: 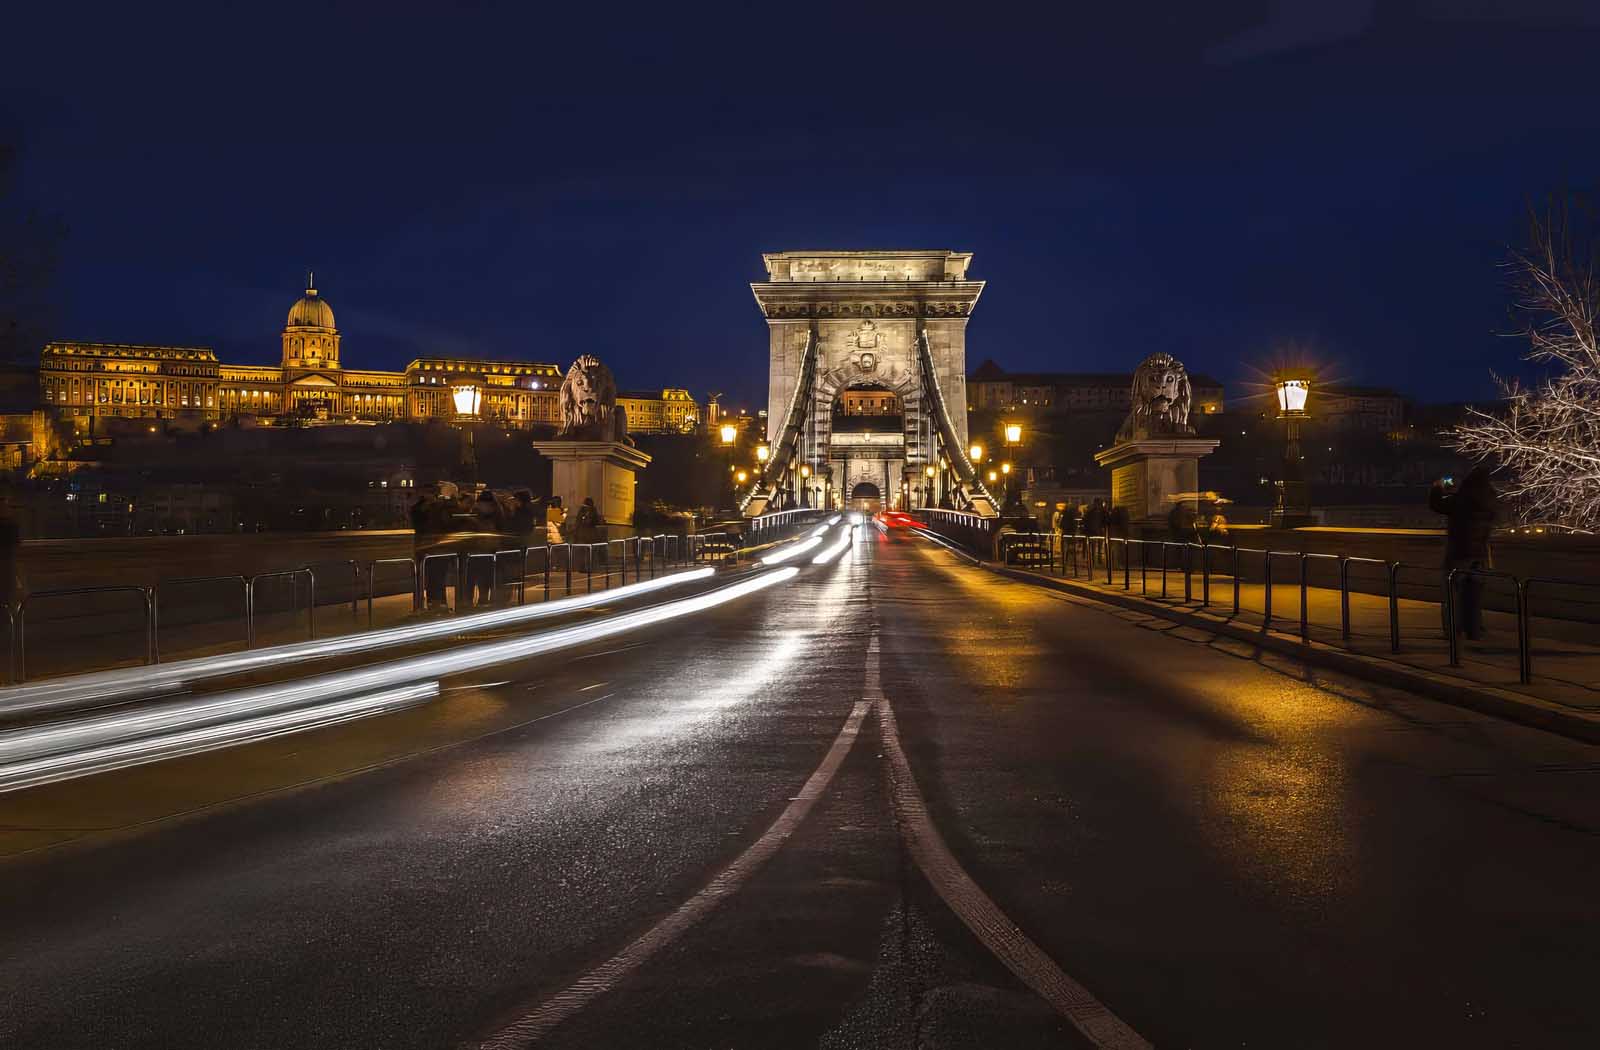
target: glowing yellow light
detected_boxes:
[720,423,737,445]
[1004,423,1022,444]
[736,470,748,484]
[987,470,998,482]
[969,443,984,463]
[1274,376,1310,415]
[1001,462,1012,474]
[756,444,770,463]
[800,465,811,478]
[925,465,935,477]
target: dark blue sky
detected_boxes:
[6,1,1600,411]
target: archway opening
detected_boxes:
[848,481,882,513]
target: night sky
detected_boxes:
[7,1,1600,412]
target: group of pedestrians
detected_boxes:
[409,484,547,611]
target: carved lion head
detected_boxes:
[560,354,616,434]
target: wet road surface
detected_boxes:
[3,524,1599,1048]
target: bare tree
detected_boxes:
[1454,200,1600,530]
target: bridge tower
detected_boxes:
[744,250,997,517]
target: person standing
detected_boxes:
[1429,467,1498,641]
[468,489,505,607]
[545,495,566,544]
[510,490,537,547]
[1083,498,1106,567]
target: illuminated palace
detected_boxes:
[37,278,702,433]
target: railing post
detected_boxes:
[1183,544,1193,603]
[367,563,377,626]
[246,579,256,648]
[1388,562,1401,653]
[350,560,360,618]
[1299,554,1309,642]
[1445,568,1460,667]
[1339,558,1351,641]
[1231,545,1240,615]
[1104,527,1112,585]
[1264,552,1274,626]
[1517,579,1532,685]
[145,586,158,665]
[306,568,317,641]
[1160,543,1169,599]
[16,598,26,683]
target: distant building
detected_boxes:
[38,277,565,432]
[617,388,701,433]
[967,360,1226,417]
[1316,385,1408,433]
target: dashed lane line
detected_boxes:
[477,699,873,1049]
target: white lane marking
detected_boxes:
[868,632,1152,1050]
[479,700,873,1049]
[443,681,511,692]
[577,682,609,692]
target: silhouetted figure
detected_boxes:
[545,495,566,544]
[1083,498,1106,565]
[468,489,505,607]
[576,497,600,544]
[510,490,537,547]
[411,483,453,610]
[1429,467,1498,640]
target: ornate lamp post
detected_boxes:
[1272,372,1313,528]
[799,463,812,507]
[923,464,935,508]
[1003,422,1022,512]
[720,423,738,511]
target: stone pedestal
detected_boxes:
[530,440,652,536]
[1094,437,1220,523]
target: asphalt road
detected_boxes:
[3,524,1599,1048]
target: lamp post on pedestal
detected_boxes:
[799,463,812,507]
[1272,373,1314,528]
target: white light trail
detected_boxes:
[0,682,440,795]
[0,568,715,722]
[812,526,855,565]
[826,514,842,525]
[0,568,800,794]
[759,535,823,565]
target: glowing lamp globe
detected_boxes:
[720,423,738,445]
[451,384,481,417]
[1274,376,1310,416]
[1004,423,1022,444]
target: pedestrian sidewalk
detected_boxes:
[994,553,1600,743]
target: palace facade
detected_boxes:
[39,278,569,431]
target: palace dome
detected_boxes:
[286,276,335,330]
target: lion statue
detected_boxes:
[558,353,630,443]
[1117,351,1193,441]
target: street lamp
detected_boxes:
[756,443,770,464]
[1272,372,1313,528]
[924,464,936,509]
[720,422,738,511]
[800,463,812,507]
[969,442,984,464]
[1004,422,1022,445]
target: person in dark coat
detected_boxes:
[468,489,506,607]
[411,483,452,610]
[1429,467,1498,640]
[510,490,537,547]
[1082,498,1107,566]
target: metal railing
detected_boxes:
[1000,530,1600,690]
[1,531,734,684]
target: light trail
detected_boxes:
[0,568,715,722]
[812,525,855,565]
[0,682,440,795]
[759,535,823,565]
[0,568,800,794]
